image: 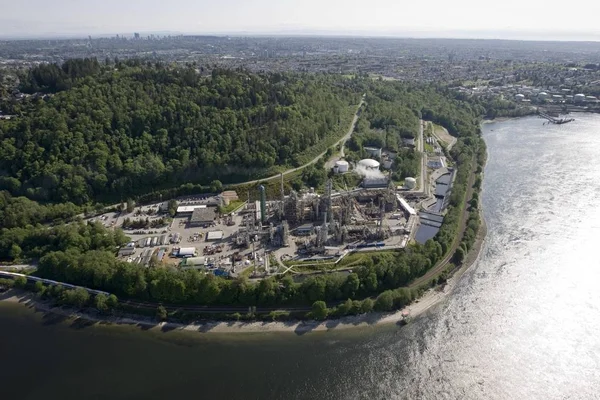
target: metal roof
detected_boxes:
[177,205,206,213]
[206,231,224,240]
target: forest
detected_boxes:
[344,89,422,180]
[0,59,359,204]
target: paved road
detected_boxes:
[418,120,429,196]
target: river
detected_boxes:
[2,114,600,399]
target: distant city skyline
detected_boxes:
[2,0,600,41]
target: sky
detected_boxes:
[1,0,600,40]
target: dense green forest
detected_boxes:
[0,191,80,229]
[0,59,359,204]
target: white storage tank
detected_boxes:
[574,94,586,103]
[405,177,417,190]
[538,92,549,99]
[334,160,349,173]
[358,159,380,171]
[515,94,525,101]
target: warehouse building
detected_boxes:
[189,207,218,227]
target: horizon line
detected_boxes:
[2,29,600,43]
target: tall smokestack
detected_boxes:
[259,185,266,225]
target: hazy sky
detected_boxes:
[2,0,600,40]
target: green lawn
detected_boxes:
[219,200,245,214]
[335,250,400,269]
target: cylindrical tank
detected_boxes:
[259,185,266,224]
[335,160,349,173]
[358,159,380,170]
[405,177,417,189]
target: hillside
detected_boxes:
[0,60,359,204]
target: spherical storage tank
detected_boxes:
[358,159,380,170]
[334,160,349,173]
[405,177,417,189]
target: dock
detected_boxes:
[538,111,574,125]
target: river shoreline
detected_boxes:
[0,129,490,335]
[0,212,488,334]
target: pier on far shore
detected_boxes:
[538,110,575,125]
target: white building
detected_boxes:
[176,205,206,216]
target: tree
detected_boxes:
[167,199,178,217]
[210,180,223,193]
[126,199,135,213]
[13,276,27,288]
[106,294,119,308]
[359,298,374,313]
[374,291,394,312]
[335,299,354,316]
[94,293,108,313]
[342,273,360,298]
[71,288,90,308]
[34,281,45,294]
[9,244,22,260]
[311,301,328,320]
[156,305,168,321]
[454,247,466,264]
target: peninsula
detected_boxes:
[7,34,597,326]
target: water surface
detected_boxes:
[2,114,600,399]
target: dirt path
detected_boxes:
[324,95,365,170]
[431,122,457,150]
[242,97,364,185]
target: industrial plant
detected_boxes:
[107,121,456,278]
